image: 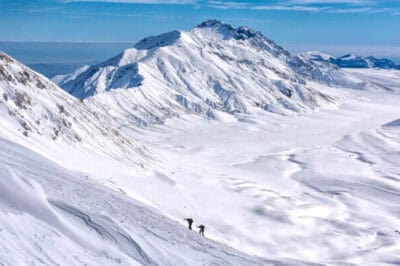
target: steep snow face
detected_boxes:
[301,51,400,70]
[0,52,150,168]
[55,49,148,99]
[56,20,351,127]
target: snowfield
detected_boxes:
[125,85,400,265]
[1,20,400,265]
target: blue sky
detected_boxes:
[1,0,400,58]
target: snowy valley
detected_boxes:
[0,20,400,265]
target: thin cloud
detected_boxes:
[253,5,324,12]
[287,0,372,5]
[327,7,396,13]
[205,0,399,14]
[207,1,251,9]
[63,0,196,4]
[60,0,400,14]
[207,1,323,11]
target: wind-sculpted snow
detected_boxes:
[56,20,356,127]
[384,119,400,127]
[50,200,157,265]
[0,138,286,265]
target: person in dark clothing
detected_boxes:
[197,224,205,236]
[184,218,193,230]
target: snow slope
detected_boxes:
[1,51,295,265]
[0,51,152,171]
[0,138,286,266]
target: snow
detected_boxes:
[1,20,400,265]
[123,84,400,264]
[301,52,400,70]
[135,30,181,50]
[0,51,151,171]
[32,68,400,265]
[0,138,277,265]
[52,64,90,85]
[344,68,400,92]
[299,51,334,61]
[56,20,353,127]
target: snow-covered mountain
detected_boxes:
[0,50,313,266]
[56,20,361,127]
[2,21,400,265]
[0,51,151,167]
[301,51,400,69]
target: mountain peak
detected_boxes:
[196,19,234,30]
[132,19,282,56]
[193,19,290,58]
[195,19,261,41]
[298,51,334,61]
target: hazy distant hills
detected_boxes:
[300,51,400,69]
[0,41,134,77]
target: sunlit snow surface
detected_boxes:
[1,58,400,264]
[98,69,400,264]
[0,138,284,265]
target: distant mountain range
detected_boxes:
[299,51,400,69]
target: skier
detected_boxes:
[184,218,194,230]
[197,224,205,236]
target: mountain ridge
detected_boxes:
[0,51,151,167]
[300,51,400,69]
[55,20,360,128]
